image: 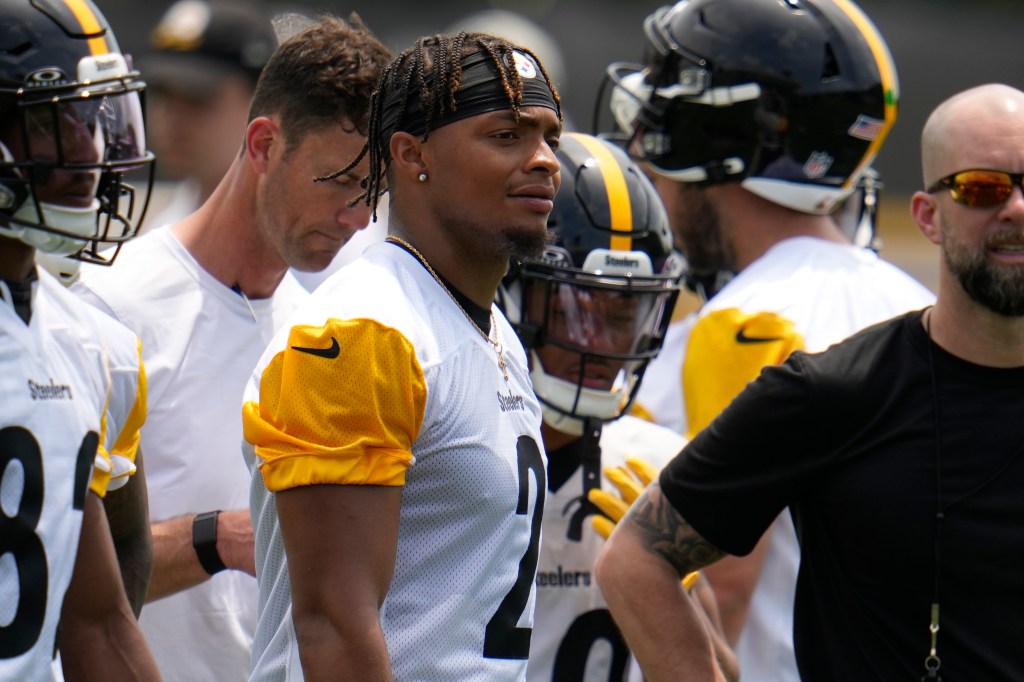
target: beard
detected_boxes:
[502,224,553,261]
[942,219,1024,317]
[669,184,733,284]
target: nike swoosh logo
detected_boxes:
[735,328,785,344]
[290,337,340,359]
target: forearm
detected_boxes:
[60,494,162,681]
[294,607,393,681]
[148,515,209,601]
[102,451,152,616]
[60,607,162,681]
[693,576,740,682]
[147,508,254,602]
[596,533,725,681]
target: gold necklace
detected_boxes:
[386,235,509,381]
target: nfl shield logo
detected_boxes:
[803,151,833,179]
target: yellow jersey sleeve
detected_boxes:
[243,317,428,492]
[108,337,147,462]
[683,308,805,439]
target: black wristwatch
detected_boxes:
[192,510,228,575]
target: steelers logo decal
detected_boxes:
[512,51,537,79]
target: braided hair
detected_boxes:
[315,31,561,220]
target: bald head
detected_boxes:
[921,84,1024,187]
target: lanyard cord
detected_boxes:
[923,309,943,681]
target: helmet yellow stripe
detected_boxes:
[63,0,111,55]
[831,0,898,191]
[568,132,633,251]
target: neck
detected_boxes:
[172,161,288,299]
[714,186,848,271]
[0,236,35,281]
[542,421,578,452]
[927,288,1024,367]
[386,228,506,309]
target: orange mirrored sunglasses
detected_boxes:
[927,169,1024,208]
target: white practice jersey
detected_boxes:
[0,270,115,680]
[243,241,547,681]
[529,417,685,682]
[634,237,934,682]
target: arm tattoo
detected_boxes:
[625,481,725,576]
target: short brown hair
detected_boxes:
[247,15,392,150]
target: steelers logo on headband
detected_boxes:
[511,50,537,79]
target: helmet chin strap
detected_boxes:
[542,403,587,437]
[564,417,603,542]
[531,349,624,436]
[10,198,99,255]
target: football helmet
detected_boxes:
[499,132,683,435]
[0,0,154,263]
[601,0,898,215]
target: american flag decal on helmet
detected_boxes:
[848,115,883,141]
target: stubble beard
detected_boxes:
[503,223,553,261]
[675,186,733,280]
[942,218,1024,317]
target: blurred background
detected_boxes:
[100,0,1023,297]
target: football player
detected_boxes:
[35,250,153,616]
[497,131,736,681]
[0,0,158,678]
[242,31,560,680]
[599,0,934,679]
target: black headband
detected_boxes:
[378,48,558,151]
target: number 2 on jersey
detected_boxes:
[483,435,546,659]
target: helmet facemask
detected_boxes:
[515,260,680,435]
[0,52,154,264]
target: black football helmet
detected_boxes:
[0,0,154,264]
[601,0,898,215]
[499,132,683,435]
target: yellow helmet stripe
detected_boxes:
[831,0,898,191]
[568,132,633,252]
[63,0,111,55]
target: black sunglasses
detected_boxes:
[926,169,1024,208]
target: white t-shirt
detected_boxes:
[0,270,116,680]
[634,237,935,682]
[74,226,309,681]
[243,241,545,680]
[528,416,685,682]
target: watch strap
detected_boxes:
[192,510,228,575]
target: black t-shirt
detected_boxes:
[660,310,1024,680]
